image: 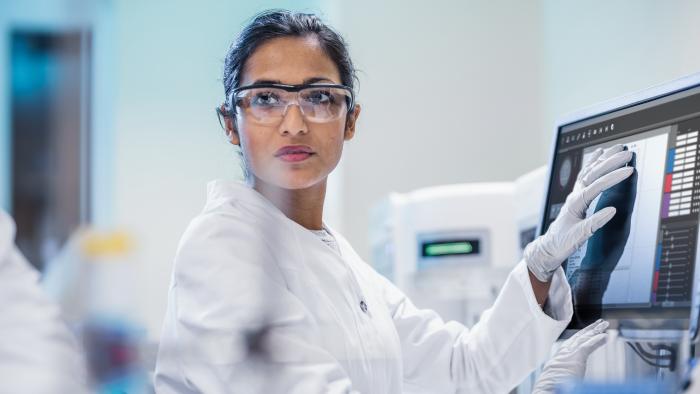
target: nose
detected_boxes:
[278,103,308,136]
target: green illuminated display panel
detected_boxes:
[421,239,481,258]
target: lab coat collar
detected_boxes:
[205,179,348,259]
[206,179,337,232]
[205,180,288,220]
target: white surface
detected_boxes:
[542,0,700,146]
[339,0,547,262]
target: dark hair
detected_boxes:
[222,9,358,116]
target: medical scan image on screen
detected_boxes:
[566,130,666,308]
[542,85,700,328]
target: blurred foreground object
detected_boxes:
[0,209,87,393]
[556,379,670,393]
[43,227,148,393]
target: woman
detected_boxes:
[155,10,633,393]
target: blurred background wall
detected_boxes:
[1,0,699,340]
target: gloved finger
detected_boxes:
[579,146,621,184]
[581,149,633,185]
[576,166,634,212]
[562,208,616,258]
[599,144,625,161]
[584,206,616,235]
[592,319,610,334]
[573,320,610,347]
[578,332,608,356]
[569,319,606,346]
[568,318,603,341]
[578,148,604,180]
[587,147,604,164]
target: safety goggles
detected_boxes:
[217,83,355,126]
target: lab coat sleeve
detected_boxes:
[0,214,87,393]
[376,260,572,394]
[154,211,358,394]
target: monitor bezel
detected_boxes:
[539,72,700,341]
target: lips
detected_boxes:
[275,145,315,162]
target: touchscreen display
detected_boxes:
[543,85,700,329]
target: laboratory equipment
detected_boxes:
[515,166,548,257]
[369,182,520,326]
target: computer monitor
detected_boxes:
[540,73,700,339]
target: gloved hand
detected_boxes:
[580,149,637,272]
[532,319,609,394]
[572,150,638,313]
[525,144,634,282]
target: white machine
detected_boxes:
[369,167,547,327]
[515,166,549,255]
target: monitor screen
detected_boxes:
[542,81,700,331]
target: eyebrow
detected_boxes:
[249,77,336,85]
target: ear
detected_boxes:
[220,104,240,146]
[343,103,361,141]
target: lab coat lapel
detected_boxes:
[214,180,366,313]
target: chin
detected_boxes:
[267,170,327,191]
[277,178,323,190]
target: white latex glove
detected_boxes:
[525,144,634,282]
[532,319,609,394]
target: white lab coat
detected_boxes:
[0,210,86,393]
[155,180,573,394]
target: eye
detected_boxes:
[251,91,281,107]
[305,89,336,105]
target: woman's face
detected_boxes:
[224,35,361,190]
